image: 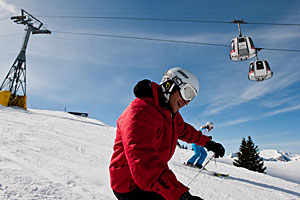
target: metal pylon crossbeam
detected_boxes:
[0,60,26,96]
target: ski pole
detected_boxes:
[187,154,215,186]
[214,156,217,166]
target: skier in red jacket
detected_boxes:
[109,67,225,200]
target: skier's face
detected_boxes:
[169,89,189,113]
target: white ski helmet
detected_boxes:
[160,67,199,102]
[206,121,214,129]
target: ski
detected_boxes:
[183,162,206,170]
[199,169,229,177]
[183,162,229,177]
[183,162,208,171]
[211,171,229,177]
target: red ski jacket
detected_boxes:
[109,81,210,200]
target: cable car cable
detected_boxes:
[0,17,9,20]
[257,47,300,53]
[52,30,229,46]
[39,15,233,24]
[38,15,300,26]
[244,21,300,26]
[1,31,299,53]
[52,30,300,53]
[0,33,24,37]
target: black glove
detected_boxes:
[205,140,225,158]
[180,191,204,200]
[208,136,212,140]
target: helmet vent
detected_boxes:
[177,70,189,79]
[173,76,183,86]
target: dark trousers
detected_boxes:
[113,187,165,200]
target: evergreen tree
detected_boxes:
[233,136,266,173]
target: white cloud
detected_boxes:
[260,104,300,119]
[219,117,252,127]
[255,131,292,139]
[0,0,18,14]
[219,104,300,128]
[260,95,300,109]
[260,141,300,148]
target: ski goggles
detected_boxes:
[172,76,197,101]
[179,84,197,101]
[207,125,214,129]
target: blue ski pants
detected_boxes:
[187,143,207,166]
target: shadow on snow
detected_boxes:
[228,176,300,198]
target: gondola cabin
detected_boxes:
[248,60,273,81]
[230,36,256,61]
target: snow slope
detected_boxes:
[0,106,115,199]
[0,106,299,200]
[227,150,300,184]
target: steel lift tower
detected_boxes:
[0,9,51,109]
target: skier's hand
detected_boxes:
[180,191,204,200]
[208,136,212,140]
[205,140,225,158]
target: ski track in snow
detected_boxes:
[0,106,299,199]
[172,149,300,200]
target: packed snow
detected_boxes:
[0,106,299,199]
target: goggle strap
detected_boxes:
[162,80,176,102]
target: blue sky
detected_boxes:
[1,0,300,154]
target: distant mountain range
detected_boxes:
[230,149,300,162]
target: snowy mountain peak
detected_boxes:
[260,149,291,162]
[260,149,300,162]
[229,149,300,162]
